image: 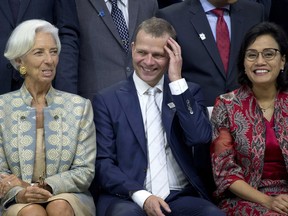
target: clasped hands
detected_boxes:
[0,173,52,203]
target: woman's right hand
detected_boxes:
[16,185,52,203]
[0,174,30,197]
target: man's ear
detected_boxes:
[131,42,135,58]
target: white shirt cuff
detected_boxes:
[169,78,188,95]
[131,190,153,209]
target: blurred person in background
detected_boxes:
[75,0,158,101]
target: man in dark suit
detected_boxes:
[75,0,158,101]
[93,17,225,216]
[156,0,264,106]
[156,0,264,199]
[0,0,79,94]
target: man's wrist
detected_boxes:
[131,190,152,209]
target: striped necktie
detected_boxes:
[145,87,170,199]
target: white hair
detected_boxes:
[4,19,61,69]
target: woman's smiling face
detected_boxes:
[244,34,286,88]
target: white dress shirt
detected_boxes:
[131,72,189,208]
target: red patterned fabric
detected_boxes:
[211,86,288,215]
[262,118,288,180]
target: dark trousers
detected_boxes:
[104,189,225,216]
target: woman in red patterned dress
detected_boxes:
[211,22,288,215]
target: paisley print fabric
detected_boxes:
[211,86,288,215]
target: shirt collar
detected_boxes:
[200,0,230,13]
[133,72,164,96]
[20,84,56,106]
[105,0,128,7]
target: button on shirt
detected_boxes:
[132,72,189,208]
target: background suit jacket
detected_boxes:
[75,0,158,101]
[156,0,264,106]
[0,0,79,94]
[250,0,271,19]
[269,0,288,37]
[93,75,212,215]
[0,85,96,213]
[157,0,183,8]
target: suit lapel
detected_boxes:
[92,0,127,50]
[127,0,138,41]
[0,0,15,26]
[116,77,147,154]
[189,0,227,78]
[161,77,176,141]
[228,2,244,77]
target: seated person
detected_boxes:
[211,22,288,215]
[93,17,225,216]
[0,19,96,216]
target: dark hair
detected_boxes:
[237,22,288,91]
[134,17,177,42]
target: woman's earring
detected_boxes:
[19,66,27,75]
[280,68,284,73]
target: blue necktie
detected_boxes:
[110,0,129,52]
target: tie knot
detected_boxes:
[110,0,117,7]
[147,87,159,96]
[212,8,225,17]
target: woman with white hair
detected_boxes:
[0,19,96,216]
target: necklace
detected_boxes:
[259,101,275,112]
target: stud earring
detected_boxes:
[19,66,27,75]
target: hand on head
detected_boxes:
[164,37,183,82]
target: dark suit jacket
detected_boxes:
[75,0,158,101]
[157,0,183,9]
[250,0,271,19]
[0,0,79,94]
[269,0,288,37]
[156,0,264,106]
[93,75,212,215]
